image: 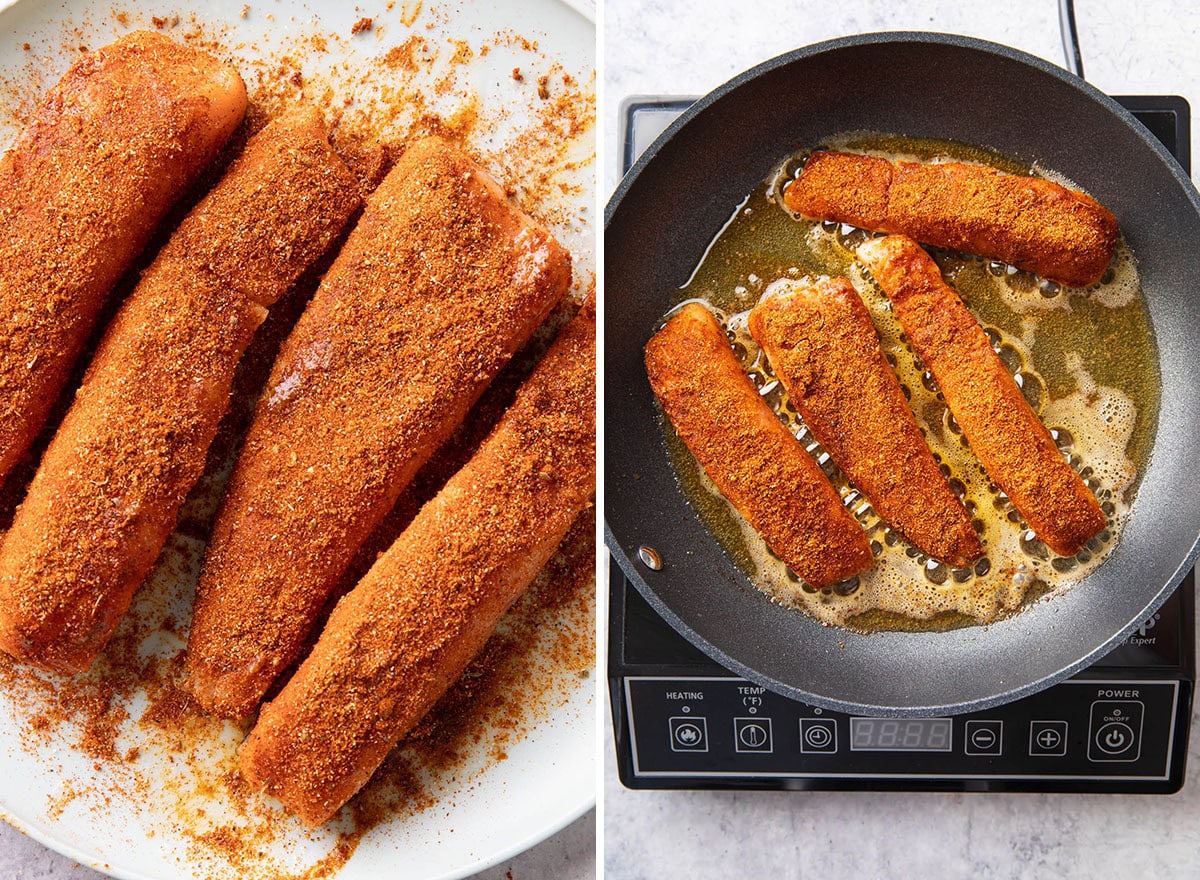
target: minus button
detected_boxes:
[964,720,1003,756]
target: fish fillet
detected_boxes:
[786,151,1117,287]
[857,235,1105,557]
[186,136,572,719]
[239,295,595,826]
[0,110,360,673]
[0,31,246,485]
[749,277,983,567]
[645,302,871,587]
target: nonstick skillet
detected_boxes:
[604,32,1200,716]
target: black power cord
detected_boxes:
[1058,0,1085,78]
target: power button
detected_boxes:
[1087,701,1143,763]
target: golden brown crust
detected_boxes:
[186,136,572,719]
[0,110,361,674]
[0,31,247,485]
[785,151,1118,287]
[239,296,596,827]
[785,151,894,230]
[644,303,872,587]
[748,278,983,567]
[858,235,1105,557]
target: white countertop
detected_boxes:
[604,715,1200,877]
[604,1,1200,877]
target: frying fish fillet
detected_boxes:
[0,31,246,486]
[0,110,361,673]
[748,277,983,567]
[785,151,1117,287]
[857,235,1105,557]
[239,295,596,827]
[186,136,571,719]
[644,302,872,587]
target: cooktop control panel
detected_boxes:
[611,568,1194,793]
[623,675,1180,784]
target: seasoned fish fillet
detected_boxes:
[0,31,246,485]
[0,110,361,673]
[645,302,872,587]
[858,235,1105,557]
[748,277,983,567]
[239,295,596,826]
[786,151,1117,287]
[186,136,572,719]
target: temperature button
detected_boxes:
[733,717,773,753]
[1088,701,1143,762]
[669,716,708,752]
[799,718,838,754]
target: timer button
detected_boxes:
[799,718,838,754]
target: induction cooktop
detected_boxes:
[608,93,1196,794]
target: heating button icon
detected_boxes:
[669,716,709,752]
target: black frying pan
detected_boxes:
[604,32,1200,716]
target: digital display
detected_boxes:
[849,717,953,752]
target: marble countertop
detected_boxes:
[604,1,1200,877]
[604,711,1200,878]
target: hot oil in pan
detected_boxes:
[657,133,1161,631]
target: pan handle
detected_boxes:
[1058,0,1086,78]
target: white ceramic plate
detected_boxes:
[0,1,595,878]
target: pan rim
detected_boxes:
[604,31,1200,716]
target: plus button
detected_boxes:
[1029,721,1069,756]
